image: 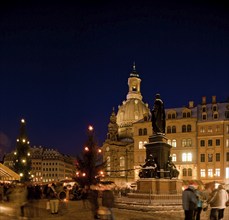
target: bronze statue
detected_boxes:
[166,155,179,179]
[139,154,158,178]
[151,94,166,134]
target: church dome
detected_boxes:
[117,99,150,127]
[116,64,151,140]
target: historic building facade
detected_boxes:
[102,66,229,187]
[4,146,76,183]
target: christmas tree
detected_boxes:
[75,125,105,187]
[13,118,32,182]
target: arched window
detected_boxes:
[182,125,186,132]
[139,141,143,149]
[183,168,187,176]
[120,156,125,176]
[183,112,186,118]
[172,126,176,133]
[172,139,177,147]
[167,139,171,145]
[187,112,191,118]
[182,139,186,147]
[168,114,171,119]
[172,113,176,119]
[187,125,191,132]
[143,128,147,135]
[107,156,111,176]
[167,126,171,134]
[172,154,177,162]
[188,168,192,176]
[139,129,142,136]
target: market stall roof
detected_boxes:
[0,163,20,181]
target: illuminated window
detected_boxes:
[226,139,229,148]
[167,139,171,145]
[120,156,125,176]
[107,156,111,176]
[216,125,220,132]
[208,169,213,177]
[215,168,220,177]
[172,154,176,162]
[226,167,229,179]
[172,139,177,147]
[200,127,205,133]
[139,141,143,149]
[182,153,192,162]
[200,169,206,177]
[208,127,212,133]
[182,139,186,147]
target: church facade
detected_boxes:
[102,65,229,188]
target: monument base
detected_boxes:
[137,178,183,194]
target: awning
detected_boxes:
[0,163,20,181]
[182,179,204,187]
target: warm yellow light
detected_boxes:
[85,146,89,151]
[22,139,26,143]
[22,159,26,163]
[21,119,25,123]
[98,149,102,153]
[82,173,86,177]
[88,125,93,131]
[27,152,30,156]
[27,141,30,144]
[20,173,23,177]
[16,139,19,142]
[14,152,17,155]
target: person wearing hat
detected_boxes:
[182,182,198,220]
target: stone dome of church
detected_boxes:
[116,64,151,139]
[117,99,150,127]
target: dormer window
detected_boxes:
[213,112,218,119]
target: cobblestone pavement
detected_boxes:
[0,199,228,220]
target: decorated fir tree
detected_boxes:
[13,118,32,182]
[75,125,105,187]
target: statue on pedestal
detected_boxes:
[151,94,166,134]
[139,154,158,178]
[166,156,179,179]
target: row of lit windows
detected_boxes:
[167,125,192,133]
[138,141,147,149]
[200,168,220,178]
[199,125,222,133]
[168,139,192,148]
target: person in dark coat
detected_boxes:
[182,184,198,220]
[102,188,115,220]
[88,185,99,219]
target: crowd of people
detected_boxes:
[182,182,229,220]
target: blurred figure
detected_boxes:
[47,183,59,214]
[208,184,228,220]
[102,187,115,220]
[81,185,89,208]
[182,183,198,220]
[194,185,206,220]
[88,185,99,219]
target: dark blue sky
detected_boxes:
[0,1,228,158]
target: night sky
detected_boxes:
[0,1,228,158]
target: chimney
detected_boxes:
[189,101,194,108]
[212,95,216,104]
[202,96,206,105]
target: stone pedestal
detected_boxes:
[137,178,183,194]
[145,134,171,175]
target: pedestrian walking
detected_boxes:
[47,183,59,214]
[102,187,115,220]
[182,183,198,220]
[207,184,228,220]
[194,185,207,220]
[88,185,99,219]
